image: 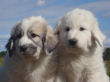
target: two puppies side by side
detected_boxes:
[0,9,109,82]
[54,8,110,82]
[0,16,58,82]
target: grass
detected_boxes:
[0,56,4,66]
[105,61,110,77]
[0,51,6,66]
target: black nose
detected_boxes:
[20,45,27,52]
[19,44,37,55]
[69,39,77,46]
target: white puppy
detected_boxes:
[0,16,58,82]
[54,8,110,82]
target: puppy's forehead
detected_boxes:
[21,16,47,34]
[29,22,46,35]
[66,9,94,21]
[63,9,95,30]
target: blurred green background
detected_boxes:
[0,48,110,77]
[104,47,110,77]
[0,51,6,66]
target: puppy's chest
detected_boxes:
[11,67,54,82]
[58,55,85,82]
[9,60,55,82]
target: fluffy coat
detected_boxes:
[54,8,110,82]
[0,16,58,82]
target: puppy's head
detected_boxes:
[6,16,57,58]
[54,8,105,52]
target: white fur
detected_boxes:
[54,8,110,82]
[0,16,57,82]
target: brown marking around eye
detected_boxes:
[31,32,40,38]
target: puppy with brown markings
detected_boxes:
[54,9,110,82]
[0,16,58,82]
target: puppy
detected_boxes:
[54,8,110,82]
[0,16,58,82]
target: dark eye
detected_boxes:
[80,27,85,31]
[31,33,37,38]
[17,33,22,38]
[65,27,70,32]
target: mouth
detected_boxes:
[69,45,78,49]
[67,43,78,48]
[70,46,77,48]
[22,53,35,56]
[19,48,37,56]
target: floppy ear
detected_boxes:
[6,22,21,57]
[54,20,62,35]
[5,36,15,57]
[44,25,58,54]
[92,20,106,47]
